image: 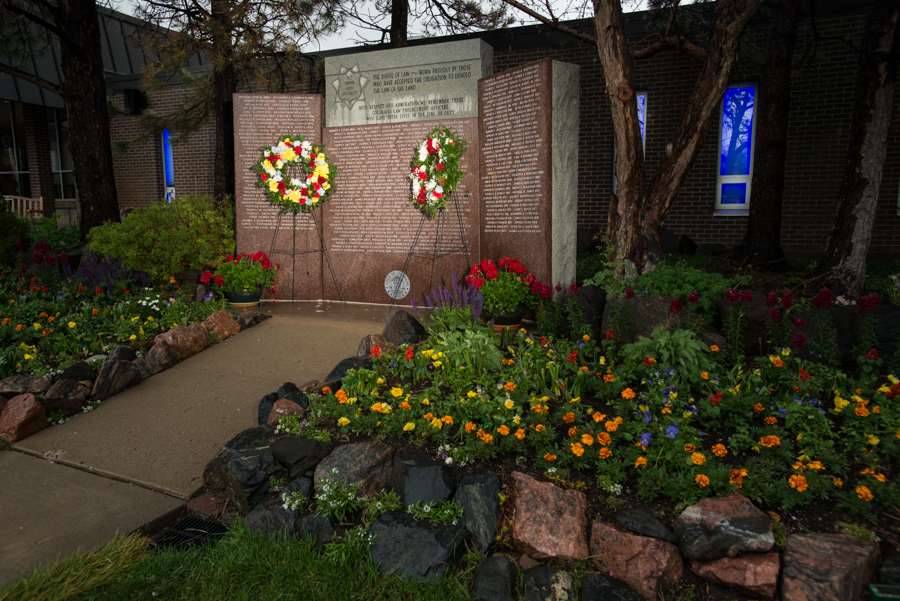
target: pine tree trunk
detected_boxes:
[58,0,120,236]
[816,0,900,296]
[731,0,804,271]
[390,0,409,47]
[211,0,236,202]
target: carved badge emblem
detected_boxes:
[332,65,368,110]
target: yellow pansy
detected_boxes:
[391,387,404,397]
[504,399,514,410]
[403,422,415,432]
[68,322,76,329]
[867,434,880,446]
[337,417,350,426]
[833,396,849,411]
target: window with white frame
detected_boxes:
[612,90,647,194]
[715,84,757,213]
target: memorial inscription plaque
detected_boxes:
[324,39,493,127]
[479,59,579,287]
[322,119,481,304]
[234,94,325,300]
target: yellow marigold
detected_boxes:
[808,461,824,471]
[604,374,616,383]
[621,388,636,400]
[855,405,869,417]
[593,412,606,422]
[856,486,873,502]
[498,425,510,436]
[544,453,557,462]
[338,417,350,426]
[599,447,612,459]
[760,435,781,448]
[465,422,476,433]
[789,474,808,492]
[765,417,777,425]
[568,426,579,438]
[505,382,516,391]
[563,412,575,423]
[403,422,415,431]
[691,452,706,466]
[515,428,526,440]
[581,433,594,446]
[390,387,404,397]
[710,345,720,352]
[571,443,585,457]
[635,456,647,468]
[605,421,619,432]
[695,474,710,487]
[597,432,612,446]
[712,444,728,457]
[752,403,764,414]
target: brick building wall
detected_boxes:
[491,3,900,258]
[22,104,56,216]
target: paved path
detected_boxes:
[0,301,390,586]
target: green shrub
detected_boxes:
[0,205,31,267]
[86,195,235,281]
[631,259,747,323]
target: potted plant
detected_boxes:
[465,257,546,327]
[202,251,278,306]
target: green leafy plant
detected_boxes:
[407,499,464,525]
[620,328,714,388]
[86,194,235,281]
[275,413,309,437]
[48,410,70,425]
[268,476,287,493]
[315,468,366,521]
[203,251,278,295]
[363,490,402,523]
[281,491,309,512]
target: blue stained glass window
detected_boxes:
[719,86,754,176]
[720,183,747,205]
[637,93,646,145]
[162,129,174,188]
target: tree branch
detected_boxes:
[500,0,597,46]
[634,34,707,61]
[0,60,63,96]
[0,0,77,49]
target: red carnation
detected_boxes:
[261,173,268,182]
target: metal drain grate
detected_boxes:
[150,515,229,551]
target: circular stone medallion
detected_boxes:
[384,270,411,300]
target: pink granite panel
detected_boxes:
[234,94,324,300]
[479,60,552,284]
[321,119,481,305]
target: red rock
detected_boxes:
[0,394,7,415]
[782,533,880,601]
[202,310,241,341]
[266,399,304,426]
[510,471,589,561]
[690,553,780,600]
[42,379,90,414]
[674,494,774,560]
[590,521,683,600]
[154,325,209,361]
[0,374,51,396]
[0,393,48,443]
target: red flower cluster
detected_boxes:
[669,298,682,314]
[792,332,808,348]
[566,350,579,364]
[865,348,878,360]
[625,287,635,299]
[798,368,811,381]
[769,308,781,322]
[709,391,723,406]
[725,289,752,304]
[886,383,900,399]
[687,291,699,304]
[857,294,880,314]
[31,239,57,269]
[812,288,833,308]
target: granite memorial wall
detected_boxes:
[234,40,578,305]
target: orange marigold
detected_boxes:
[856,485,873,501]
[603,374,615,383]
[712,444,728,457]
[568,426,579,438]
[635,456,647,468]
[729,468,748,488]
[593,412,606,422]
[480,433,494,445]
[544,453,557,462]
[505,382,516,391]
[605,421,619,432]
[321,386,332,395]
[695,474,710,487]
[399,401,411,410]
[764,417,777,425]
[571,443,585,457]
[465,422,476,433]
[684,444,696,453]
[789,474,808,492]
[563,412,575,423]
[752,403,764,414]
[515,428,526,440]
[581,433,594,446]
[599,447,612,459]
[498,425,510,436]
[597,432,612,446]
[621,388,636,400]
[772,358,785,368]
[760,435,781,448]
[534,424,546,432]
[855,405,870,417]
[691,452,706,466]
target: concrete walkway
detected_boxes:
[0,301,391,586]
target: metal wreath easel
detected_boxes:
[261,205,346,306]
[388,191,471,313]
